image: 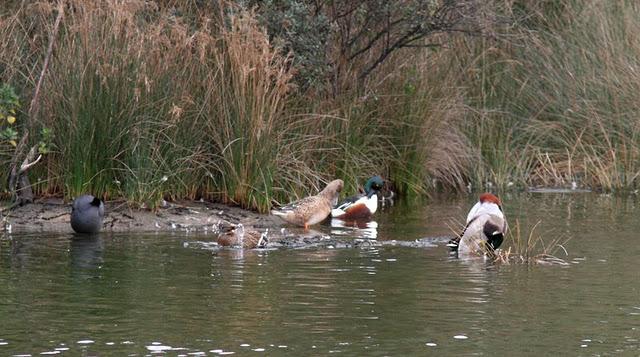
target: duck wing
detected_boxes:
[273,195,319,214]
[447,216,477,250]
[334,193,364,211]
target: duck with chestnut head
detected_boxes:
[448,192,508,257]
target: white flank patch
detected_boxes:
[331,207,346,217]
[365,194,378,213]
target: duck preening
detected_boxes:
[448,192,508,257]
[331,176,384,220]
[70,194,105,234]
[271,179,344,229]
[217,224,267,249]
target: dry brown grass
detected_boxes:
[4,0,640,208]
[495,220,570,266]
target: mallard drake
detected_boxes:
[217,224,267,249]
[70,194,105,234]
[271,179,344,229]
[331,176,384,219]
[448,192,508,256]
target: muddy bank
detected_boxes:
[2,198,445,250]
[3,198,279,234]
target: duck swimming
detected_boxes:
[70,194,105,234]
[271,179,344,229]
[331,176,384,220]
[449,192,508,257]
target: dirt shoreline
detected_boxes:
[2,198,444,250]
[3,198,278,234]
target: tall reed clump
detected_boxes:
[201,8,297,212]
[0,1,304,211]
[386,51,472,193]
[456,1,640,191]
[372,59,471,195]
[306,46,473,197]
[440,31,542,191]
[520,1,640,191]
[37,1,214,206]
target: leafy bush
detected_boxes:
[0,84,19,149]
[248,0,330,91]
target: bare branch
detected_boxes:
[19,146,42,174]
[326,0,494,89]
[8,130,30,197]
[29,1,65,119]
[347,17,407,61]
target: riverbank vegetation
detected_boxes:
[1,1,640,212]
[495,220,570,266]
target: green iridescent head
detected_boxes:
[364,176,384,197]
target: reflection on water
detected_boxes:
[330,218,378,239]
[70,235,104,271]
[2,193,640,355]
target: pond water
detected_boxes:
[1,192,640,356]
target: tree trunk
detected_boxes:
[17,174,34,205]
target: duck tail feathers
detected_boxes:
[271,210,287,217]
[90,197,102,207]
